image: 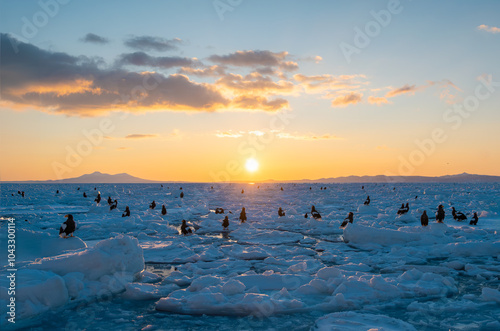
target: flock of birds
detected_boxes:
[10,185,480,239]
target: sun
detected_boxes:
[245,158,259,172]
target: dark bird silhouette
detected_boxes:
[340,212,354,228]
[83,192,87,198]
[222,216,229,229]
[107,196,113,205]
[304,213,308,218]
[180,220,191,235]
[59,214,76,238]
[122,206,130,217]
[110,200,118,211]
[180,192,184,198]
[241,189,244,194]
[436,205,445,223]
[215,208,224,214]
[161,205,167,215]
[95,192,101,204]
[278,207,285,217]
[452,207,467,221]
[150,200,156,209]
[311,206,321,220]
[239,207,247,223]
[421,211,429,226]
[469,212,478,225]
[364,196,370,205]
[397,203,410,215]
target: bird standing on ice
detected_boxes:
[239,207,247,223]
[340,212,354,228]
[59,214,76,238]
[95,192,101,204]
[222,216,229,229]
[421,211,429,226]
[470,212,479,225]
[436,205,445,223]
[311,206,322,220]
[452,207,467,221]
[364,196,370,205]
[161,205,167,215]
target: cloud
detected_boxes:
[215,129,340,141]
[209,50,298,71]
[385,84,417,98]
[368,96,390,105]
[1,34,295,115]
[125,134,158,139]
[81,33,109,44]
[0,34,233,116]
[276,132,342,141]
[124,35,182,51]
[216,72,295,95]
[331,92,363,107]
[118,52,194,68]
[232,95,289,111]
[294,74,367,92]
[179,65,226,77]
[477,24,500,34]
[215,131,243,138]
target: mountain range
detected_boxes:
[2,172,500,183]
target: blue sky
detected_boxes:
[1,0,499,181]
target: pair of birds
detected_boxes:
[305,205,322,219]
[397,203,410,215]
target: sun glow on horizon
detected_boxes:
[245,158,259,173]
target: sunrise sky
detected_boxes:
[1,0,499,182]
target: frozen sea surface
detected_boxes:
[0,182,499,330]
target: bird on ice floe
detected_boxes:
[421,211,429,226]
[452,207,467,221]
[59,214,76,238]
[340,212,354,228]
[470,212,479,225]
[161,205,167,215]
[311,206,321,220]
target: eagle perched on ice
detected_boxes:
[59,214,76,238]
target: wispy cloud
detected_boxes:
[215,130,341,141]
[276,132,342,141]
[385,84,418,98]
[209,50,298,71]
[331,92,363,107]
[477,24,500,34]
[118,52,195,68]
[215,131,243,138]
[125,134,158,139]
[368,96,390,105]
[81,33,109,44]
[124,35,182,51]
